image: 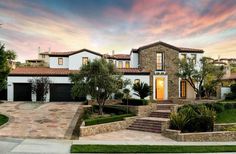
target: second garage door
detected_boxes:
[50,84,85,102]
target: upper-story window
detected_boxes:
[180,54,187,60]
[58,58,63,65]
[82,57,88,65]
[191,54,197,64]
[125,61,130,68]
[156,53,164,70]
[118,61,123,68]
[42,55,45,58]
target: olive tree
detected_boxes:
[70,58,123,115]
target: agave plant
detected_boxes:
[132,82,150,99]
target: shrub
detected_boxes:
[121,98,148,106]
[212,103,225,113]
[92,105,128,115]
[170,104,216,133]
[114,92,124,100]
[85,114,134,126]
[225,93,236,100]
[224,103,234,110]
[132,82,151,99]
[230,84,236,93]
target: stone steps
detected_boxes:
[149,110,171,118]
[127,102,175,134]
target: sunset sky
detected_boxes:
[0,0,236,62]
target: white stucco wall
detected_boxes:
[49,57,69,68]
[221,87,231,99]
[122,75,150,99]
[130,52,139,68]
[7,76,71,102]
[69,51,101,70]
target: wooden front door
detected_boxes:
[155,77,165,100]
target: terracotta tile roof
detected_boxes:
[117,68,150,74]
[39,49,103,57]
[222,74,236,80]
[9,67,149,76]
[178,47,204,53]
[104,54,130,60]
[9,67,79,76]
[134,41,204,53]
[112,54,130,60]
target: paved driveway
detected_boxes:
[0,102,82,139]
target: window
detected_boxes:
[191,54,197,64]
[134,79,140,84]
[42,55,45,58]
[125,61,130,68]
[180,80,186,98]
[180,54,187,60]
[118,61,123,68]
[156,53,164,70]
[58,58,63,65]
[82,57,88,65]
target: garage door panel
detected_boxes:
[14,83,32,101]
[50,84,74,102]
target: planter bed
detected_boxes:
[0,114,8,126]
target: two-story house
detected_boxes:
[7,41,204,102]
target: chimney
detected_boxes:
[48,47,51,53]
[218,55,220,62]
[112,50,115,55]
[38,47,41,54]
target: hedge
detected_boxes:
[121,98,148,106]
[84,114,134,126]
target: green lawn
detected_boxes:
[216,109,236,123]
[71,145,236,153]
[0,114,8,126]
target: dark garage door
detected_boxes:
[0,89,7,100]
[14,83,32,101]
[50,84,85,102]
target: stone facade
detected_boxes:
[214,123,236,131]
[123,103,157,117]
[139,44,179,100]
[163,129,236,141]
[80,116,137,136]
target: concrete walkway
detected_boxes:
[1,130,236,153]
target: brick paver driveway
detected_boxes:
[0,102,82,139]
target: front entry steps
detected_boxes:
[149,110,171,118]
[128,101,176,133]
[128,117,169,133]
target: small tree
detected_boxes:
[132,82,150,99]
[123,88,131,114]
[29,77,51,102]
[176,57,222,99]
[0,43,16,90]
[70,58,122,115]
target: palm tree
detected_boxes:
[132,82,150,99]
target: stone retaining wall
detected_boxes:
[214,123,236,131]
[123,103,157,116]
[163,129,236,141]
[80,116,137,137]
